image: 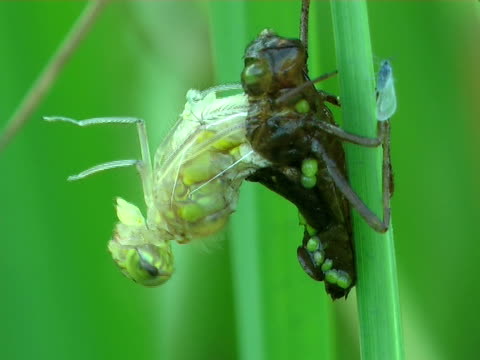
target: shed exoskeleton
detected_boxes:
[240,1,393,298]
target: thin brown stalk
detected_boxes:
[0,0,108,152]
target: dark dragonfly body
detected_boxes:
[242,30,355,299]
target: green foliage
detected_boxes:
[0,1,478,360]
[331,2,403,359]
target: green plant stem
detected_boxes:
[0,0,108,152]
[330,1,404,359]
[209,4,264,360]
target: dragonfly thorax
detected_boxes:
[149,88,270,246]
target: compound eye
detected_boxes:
[125,244,173,287]
[241,61,272,96]
[138,251,160,277]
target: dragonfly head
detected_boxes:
[108,198,174,286]
[242,29,306,97]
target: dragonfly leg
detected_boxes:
[312,117,385,147]
[274,71,338,107]
[312,117,394,198]
[67,160,139,181]
[44,116,154,206]
[380,119,394,201]
[198,84,243,98]
[310,130,391,233]
[318,90,341,107]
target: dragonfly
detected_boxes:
[241,0,394,298]
[45,85,270,286]
[46,0,394,299]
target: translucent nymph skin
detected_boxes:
[241,30,355,299]
[109,89,269,285]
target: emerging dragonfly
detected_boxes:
[46,86,270,286]
[46,0,394,299]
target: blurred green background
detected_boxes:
[0,1,478,359]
